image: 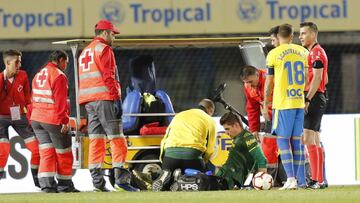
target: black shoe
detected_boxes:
[0,171,5,180]
[132,170,153,190]
[152,169,172,192]
[114,183,140,192]
[94,186,111,192]
[170,182,180,192]
[59,187,80,193]
[308,182,320,189]
[319,182,327,189]
[307,179,317,187]
[42,188,58,193]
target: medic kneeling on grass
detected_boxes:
[134,112,268,191]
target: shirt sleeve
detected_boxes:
[23,73,32,105]
[52,75,69,125]
[266,50,275,68]
[203,120,217,163]
[244,87,261,132]
[100,46,121,101]
[311,49,325,69]
[249,145,268,169]
[241,132,267,169]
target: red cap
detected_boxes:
[95,20,120,34]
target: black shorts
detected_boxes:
[162,156,206,173]
[304,92,327,131]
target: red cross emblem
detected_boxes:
[79,48,94,72]
[36,68,48,87]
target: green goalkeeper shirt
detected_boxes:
[216,129,267,189]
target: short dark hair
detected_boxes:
[220,112,242,127]
[3,49,22,61]
[300,22,318,33]
[269,25,280,36]
[278,23,293,38]
[240,65,258,80]
[95,29,105,36]
[198,98,215,115]
[48,50,68,64]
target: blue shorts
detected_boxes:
[272,109,304,138]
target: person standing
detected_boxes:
[299,22,328,189]
[0,49,40,188]
[263,23,308,190]
[31,50,78,193]
[78,19,138,192]
[269,25,280,48]
[152,99,216,191]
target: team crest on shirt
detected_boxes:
[17,85,23,92]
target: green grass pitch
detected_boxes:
[1,186,360,203]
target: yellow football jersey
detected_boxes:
[266,43,308,110]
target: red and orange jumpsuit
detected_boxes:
[244,70,278,169]
[0,70,40,186]
[78,37,128,189]
[31,62,74,191]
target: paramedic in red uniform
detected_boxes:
[0,49,40,188]
[31,50,79,193]
[240,65,285,184]
[78,19,139,192]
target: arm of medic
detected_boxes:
[52,75,70,134]
[244,88,261,141]
[203,121,217,163]
[23,72,32,107]
[101,46,121,101]
[262,67,274,121]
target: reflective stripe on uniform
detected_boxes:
[88,163,102,169]
[24,136,37,144]
[79,86,109,96]
[0,138,9,143]
[31,164,39,169]
[89,134,106,139]
[32,97,55,104]
[55,147,72,154]
[95,43,106,53]
[39,143,54,150]
[32,89,53,96]
[112,162,124,168]
[79,71,102,80]
[107,134,125,140]
[57,174,72,180]
[38,172,56,178]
